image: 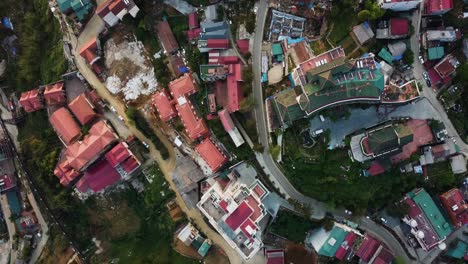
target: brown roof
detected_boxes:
[68,93,97,125]
[168,73,197,98]
[156,21,179,54]
[64,120,118,171]
[293,41,311,63]
[44,82,66,105]
[49,108,81,145]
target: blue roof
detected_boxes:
[6,191,21,215]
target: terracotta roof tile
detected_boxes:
[49,107,81,145]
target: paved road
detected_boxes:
[360,218,413,264]
[249,1,419,262]
[59,9,249,264]
[251,0,326,219]
[0,194,17,264]
[409,5,468,154]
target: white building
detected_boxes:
[96,0,140,27]
[197,163,270,260]
[378,0,422,11]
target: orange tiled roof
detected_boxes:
[49,107,81,145]
[68,93,97,125]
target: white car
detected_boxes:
[142,141,149,149]
[118,115,124,121]
[418,55,424,64]
[380,217,388,224]
[345,210,352,215]
[110,106,117,113]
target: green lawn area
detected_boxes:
[281,123,424,212]
[338,35,358,55]
[269,210,322,243]
[91,166,197,264]
[328,3,358,45]
[309,40,332,55]
[167,15,189,46]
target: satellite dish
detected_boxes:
[410,219,417,227]
[417,231,425,239]
[438,243,447,250]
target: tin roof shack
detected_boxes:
[352,22,375,45]
[177,223,212,257]
[425,0,453,15]
[96,0,139,27]
[57,0,93,21]
[378,0,422,11]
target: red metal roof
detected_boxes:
[218,109,235,132]
[195,138,227,172]
[434,55,457,78]
[439,188,468,227]
[105,142,131,167]
[28,89,43,110]
[64,121,117,171]
[266,249,285,264]
[187,28,201,41]
[44,82,66,105]
[240,218,256,239]
[335,232,357,260]
[390,18,409,36]
[68,93,96,125]
[49,107,81,145]
[236,39,250,54]
[356,234,380,262]
[373,247,394,264]
[156,21,179,54]
[188,12,199,29]
[246,195,262,222]
[427,0,453,14]
[207,39,229,49]
[54,160,80,186]
[219,200,228,212]
[226,64,243,113]
[391,119,433,164]
[79,37,99,65]
[225,201,253,231]
[76,159,120,193]
[120,155,140,174]
[367,160,386,176]
[176,99,209,141]
[0,174,14,192]
[152,90,177,122]
[404,197,440,250]
[19,91,34,112]
[169,74,197,99]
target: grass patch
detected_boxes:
[281,122,424,213]
[309,40,332,55]
[328,3,358,45]
[167,15,188,46]
[269,210,322,243]
[339,35,358,55]
[126,107,170,159]
[90,166,196,264]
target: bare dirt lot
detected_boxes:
[285,242,318,264]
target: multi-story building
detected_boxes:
[197,163,270,260]
[272,47,384,127]
[439,188,468,228]
[402,188,453,251]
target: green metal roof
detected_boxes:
[318,226,348,257]
[272,43,283,56]
[410,189,453,239]
[367,125,399,155]
[428,46,445,61]
[197,240,212,257]
[446,240,467,259]
[57,0,92,21]
[394,123,414,146]
[378,48,393,65]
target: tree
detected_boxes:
[253,143,264,152]
[323,218,334,231]
[357,10,371,21]
[455,63,468,86]
[387,202,410,218]
[245,15,256,34]
[403,49,414,65]
[239,95,255,113]
[243,51,252,61]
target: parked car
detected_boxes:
[142,141,149,149]
[118,115,124,121]
[345,209,353,215]
[418,55,424,64]
[380,217,388,224]
[110,106,117,113]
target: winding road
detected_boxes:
[247,1,468,263]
